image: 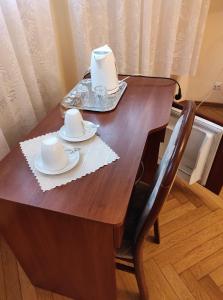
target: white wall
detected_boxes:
[179,0,223,103]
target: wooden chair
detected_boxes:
[116,100,196,300]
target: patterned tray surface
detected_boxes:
[62,80,127,112]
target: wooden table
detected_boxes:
[0,76,175,300]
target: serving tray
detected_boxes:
[61,79,127,113]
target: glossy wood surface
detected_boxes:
[0,200,116,300]
[0,76,175,299]
[0,76,175,225]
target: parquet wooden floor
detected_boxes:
[1,177,223,299]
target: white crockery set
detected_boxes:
[34,45,120,176]
[34,108,98,175]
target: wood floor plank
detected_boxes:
[180,270,210,300]
[36,288,54,300]
[53,293,72,300]
[168,191,175,200]
[172,178,203,207]
[199,276,223,299]
[161,264,194,299]
[210,265,223,287]
[154,219,223,268]
[0,237,22,300]
[159,202,196,226]
[174,233,223,273]
[190,248,223,280]
[144,259,179,300]
[116,270,139,300]
[144,208,223,260]
[160,205,210,237]
[17,263,38,300]
[190,184,223,211]
[161,198,181,213]
[171,184,188,204]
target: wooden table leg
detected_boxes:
[0,199,117,300]
[142,128,166,184]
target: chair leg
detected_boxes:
[154,219,160,244]
[134,256,149,300]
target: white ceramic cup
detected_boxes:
[41,136,68,171]
[64,108,84,137]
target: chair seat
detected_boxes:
[116,181,150,259]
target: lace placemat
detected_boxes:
[20,133,119,192]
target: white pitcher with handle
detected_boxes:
[90,45,119,94]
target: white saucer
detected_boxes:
[34,148,80,175]
[58,121,98,142]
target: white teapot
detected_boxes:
[90,45,119,94]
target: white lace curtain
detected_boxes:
[0,0,63,153]
[69,0,210,78]
[0,0,210,159]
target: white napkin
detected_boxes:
[20,132,119,191]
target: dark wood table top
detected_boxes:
[0,76,175,225]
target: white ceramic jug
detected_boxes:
[90,45,119,94]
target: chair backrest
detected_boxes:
[134,101,196,252]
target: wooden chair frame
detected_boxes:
[116,101,196,299]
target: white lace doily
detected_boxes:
[20,132,119,192]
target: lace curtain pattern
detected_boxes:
[69,0,210,79]
[0,0,63,150]
[0,0,210,158]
